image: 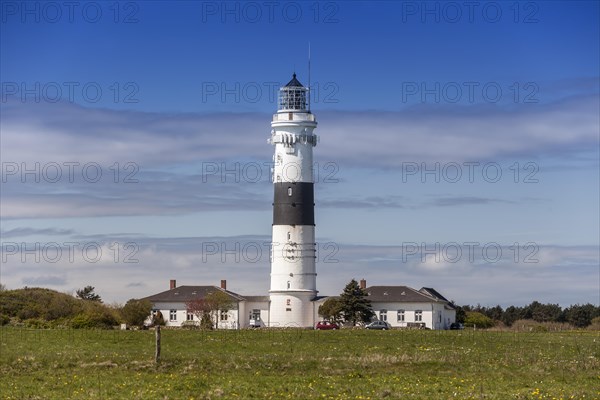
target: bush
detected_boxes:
[506,319,571,332]
[587,316,600,331]
[23,318,50,329]
[70,310,116,329]
[464,311,495,329]
[120,299,152,327]
[71,303,119,329]
[71,313,96,329]
[181,321,200,329]
[0,314,10,326]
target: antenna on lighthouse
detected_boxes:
[308,42,311,111]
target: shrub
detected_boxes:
[120,299,152,327]
[23,318,50,329]
[507,319,571,332]
[181,321,200,329]
[71,303,119,329]
[0,314,10,326]
[587,316,600,331]
[71,313,96,329]
[464,311,494,329]
[70,311,116,329]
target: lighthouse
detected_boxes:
[268,73,318,327]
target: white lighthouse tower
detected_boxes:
[268,73,318,327]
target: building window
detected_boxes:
[288,187,292,196]
[397,310,405,322]
[169,310,177,321]
[220,310,228,321]
[415,310,423,322]
[439,314,442,323]
[251,309,261,320]
[186,312,194,321]
[286,299,291,306]
[380,309,387,322]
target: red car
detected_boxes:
[315,321,339,330]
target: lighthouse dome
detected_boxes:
[285,73,304,87]
[278,73,308,111]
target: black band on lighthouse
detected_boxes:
[273,182,314,226]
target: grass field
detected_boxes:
[0,327,598,400]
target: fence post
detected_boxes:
[155,326,161,364]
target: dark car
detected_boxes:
[449,323,464,330]
[315,321,339,330]
[365,320,391,330]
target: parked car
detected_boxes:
[365,320,391,330]
[315,321,339,330]
[449,323,464,330]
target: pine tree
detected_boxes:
[76,286,102,302]
[339,279,374,326]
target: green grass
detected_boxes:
[0,327,598,399]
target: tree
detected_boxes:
[502,305,522,326]
[486,305,504,321]
[120,299,152,327]
[564,303,599,328]
[186,297,213,329]
[186,290,234,329]
[339,279,374,326]
[76,286,102,302]
[318,297,343,323]
[451,301,466,323]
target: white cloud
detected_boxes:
[1,94,597,168]
[4,237,596,306]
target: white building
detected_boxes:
[143,279,455,330]
[361,280,456,330]
[143,279,271,329]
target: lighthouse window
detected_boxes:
[287,232,291,241]
[287,281,291,289]
[286,299,291,306]
[288,187,292,196]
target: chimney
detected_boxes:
[170,279,176,290]
[359,279,366,289]
[220,280,227,290]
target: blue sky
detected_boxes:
[1,1,598,307]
